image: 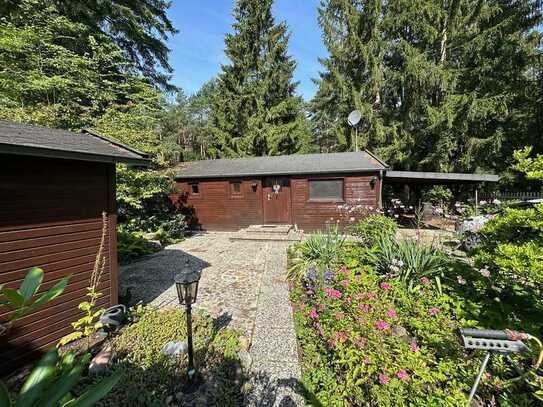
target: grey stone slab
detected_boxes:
[255,301,294,328]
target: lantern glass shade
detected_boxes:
[174,271,200,305]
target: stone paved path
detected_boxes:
[119,232,303,406]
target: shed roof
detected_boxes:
[385,170,499,183]
[0,120,149,165]
[175,151,388,180]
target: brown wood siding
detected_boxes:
[0,155,117,375]
[176,178,264,230]
[291,174,380,231]
[175,172,380,232]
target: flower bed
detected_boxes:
[289,216,543,405]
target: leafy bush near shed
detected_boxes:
[352,214,398,247]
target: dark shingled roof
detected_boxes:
[175,151,388,180]
[0,120,149,165]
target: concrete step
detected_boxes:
[230,230,303,242]
[245,224,293,234]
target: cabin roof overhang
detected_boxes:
[0,121,149,166]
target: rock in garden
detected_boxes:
[89,346,113,375]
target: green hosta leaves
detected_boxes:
[19,267,44,303]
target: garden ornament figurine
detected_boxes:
[458,328,543,406]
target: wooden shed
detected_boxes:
[175,151,499,232]
[0,121,148,374]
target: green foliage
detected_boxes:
[210,0,312,157]
[116,166,181,233]
[312,0,542,174]
[116,230,161,263]
[375,237,449,293]
[288,225,345,283]
[0,267,68,335]
[423,186,453,207]
[0,349,121,407]
[352,214,398,247]
[514,146,543,180]
[97,308,243,406]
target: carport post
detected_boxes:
[474,186,479,216]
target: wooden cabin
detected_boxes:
[175,151,500,232]
[0,121,148,374]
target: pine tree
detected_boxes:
[210,0,311,157]
[310,0,390,152]
[312,0,542,173]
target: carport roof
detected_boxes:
[385,170,499,183]
[0,120,149,165]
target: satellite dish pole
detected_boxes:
[347,110,362,152]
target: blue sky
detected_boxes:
[166,1,327,101]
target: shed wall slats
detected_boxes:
[0,155,117,376]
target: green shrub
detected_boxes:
[423,185,452,207]
[117,230,160,263]
[352,214,397,247]
[375,237,449,293]
[98,308,243,406]
[288,225,345,283]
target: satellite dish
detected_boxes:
[347,110,361,126]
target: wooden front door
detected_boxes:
[263,177,291,224]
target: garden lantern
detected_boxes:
[174,270,201,382]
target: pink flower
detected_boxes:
[378,373,390,385]
[359,303,372,313]
[340,265,349,274]
[318,303,326,311]
[363,356,371,364]
[340,279,349,288]
[353,336,366,349]
[306,289,314,296]
[479,267,491,278]
[366,291,377,300]
[380,282,392,291]
[410,340,419,352]
[309,308,318,319]
[324,287,342,299]
[421,277,431,285]
[335,331,348,343]
[429,307,440,316]
[376,320,390,330]
[396,369,409,381]
[386,308,398,319]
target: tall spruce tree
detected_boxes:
[210,0,311,157]
[312,0,542,173]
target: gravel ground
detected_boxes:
[119,232,303,406]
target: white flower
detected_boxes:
[479,200,487,206]
[457,275,467,285]
[455,202,461,207]
[492,199,501,205]
[479,267,491,278]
